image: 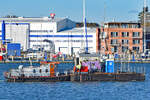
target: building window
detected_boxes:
[122,32,129,37]
[122,39,129,44]
[100,32,107,38]
[45,69,48,73]
[133,40,140,44]
[122,46,128,52]
[111,46,118,52]
[146,34,150,39]
[33,69,36,73]
[111,32,118,37]
[133,47,139,52]
[131,24,140,28]
[146,41,150,49]
[121,24,129,28]
[109,24,119,28]
[133,32,140,37]
[39,69,42,73]
[111,39,118,45]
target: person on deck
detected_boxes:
[95,59,101,71]
[76,61,82,73]
[81,60,88,66]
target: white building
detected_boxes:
[0,17,98,55]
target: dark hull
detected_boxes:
[71,72,145,82]
[6,75,70,82]
[5,72,145,82]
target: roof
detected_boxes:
[105,22,140,25]
[0,17,66,23]
[59,27,96,33]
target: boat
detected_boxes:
[4,53,145,82]
[71,53,145,82]
[4,61,71,82]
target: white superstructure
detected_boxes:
[0,17,98,55]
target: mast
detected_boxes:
[83,0,88,53]
[103,1,106,55]
[143,0,147,53]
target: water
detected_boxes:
[0,63,150,100]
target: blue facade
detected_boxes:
[7,43,21,56]
[105,60,114,73]
[29,35,93,38]
[2,21,5,44]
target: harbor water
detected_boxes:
[0,63,150,100]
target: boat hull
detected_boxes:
[5,72,145,82]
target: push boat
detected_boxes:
[4,61,71,82]
[4,53,145,82]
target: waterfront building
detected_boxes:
[139,6,150,50]
[0,17,98,55]
[98,22,143,55]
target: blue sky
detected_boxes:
[0,0,148,24]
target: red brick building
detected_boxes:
[97,22,143,55]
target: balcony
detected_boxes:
[132,36,141,38]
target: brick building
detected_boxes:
[98,22,143,55]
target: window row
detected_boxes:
[33,69,49,73]
[30,40,93,43]
[30,30,53,32]
[111,32,140,37]
[111,46,140,52]
[109,24,140,28]
[110,39,141,44]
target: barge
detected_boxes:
[4,53,145,82]
[4,72,145,82]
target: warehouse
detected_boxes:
[0,17,98,55]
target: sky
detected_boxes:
[0,0,148,24]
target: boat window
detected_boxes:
[45,69,48,73]
[76,58,79,65]
[39,69,42,73]
[33,69,36,73]
[51,64,54,68]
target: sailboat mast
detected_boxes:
[83,0,88,53]
[143,0,147,53]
